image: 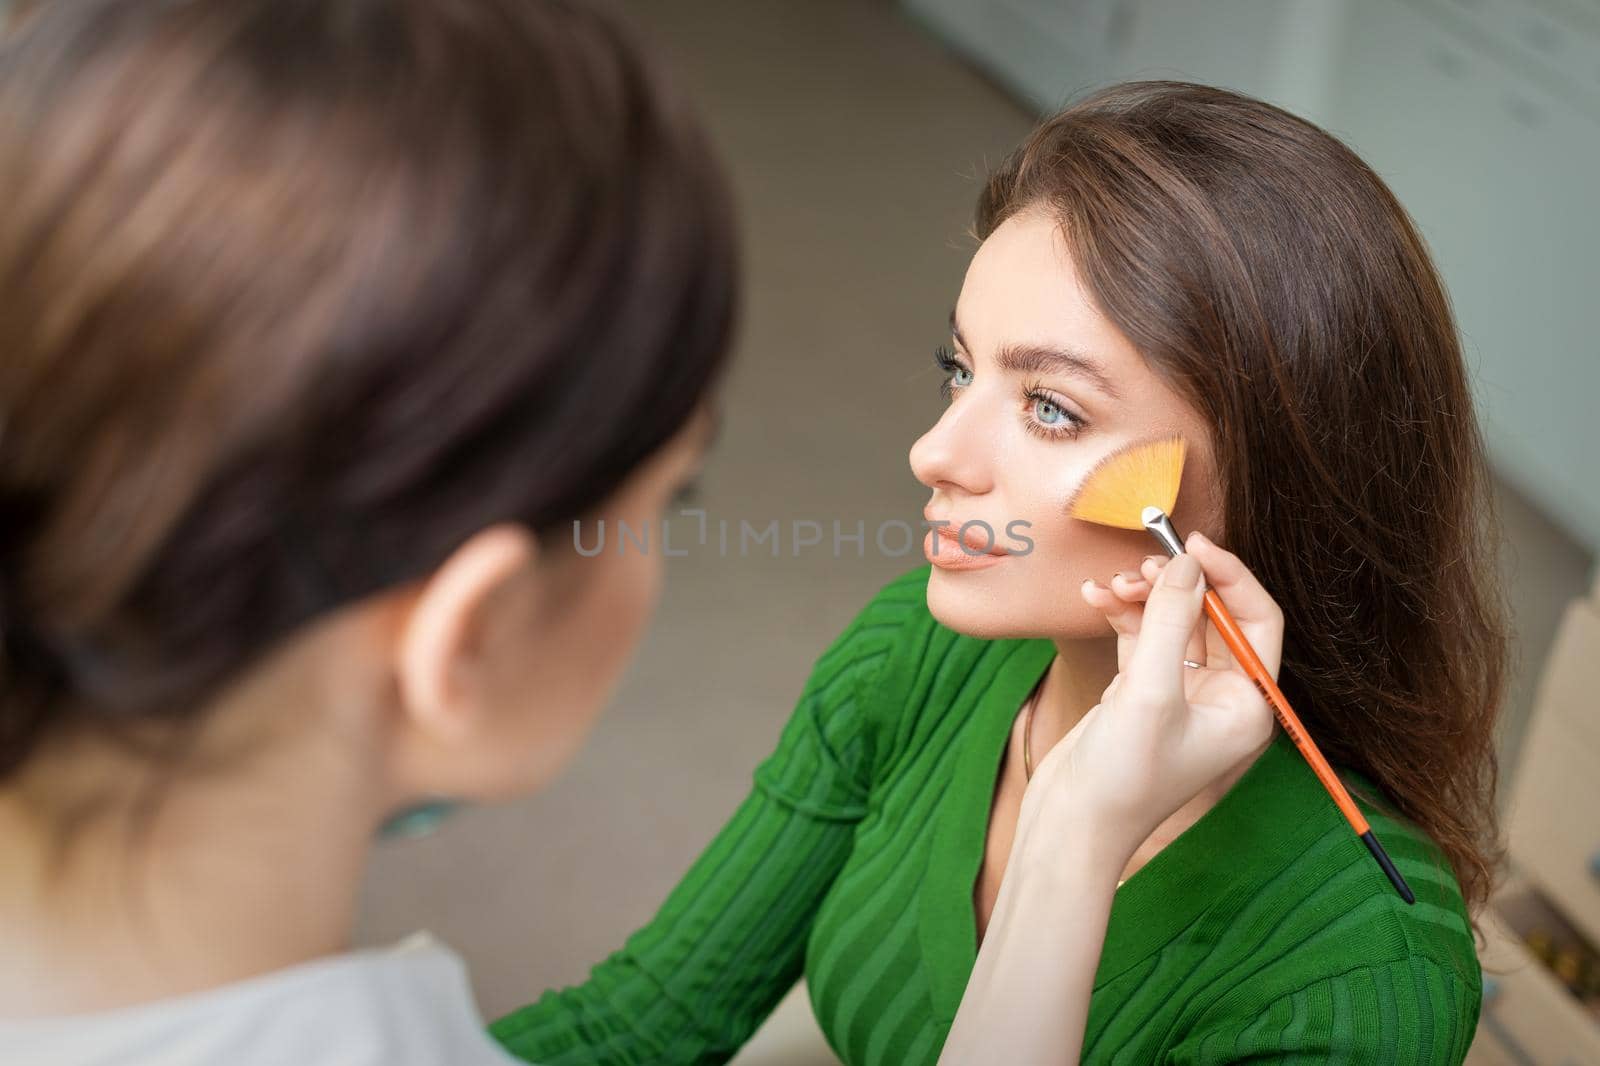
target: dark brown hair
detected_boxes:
[977,81,1508,928]
[0,0,736,777]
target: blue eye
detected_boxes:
[931,341,1088,442]
[1022,387,1086,441]
[933,345,972,400]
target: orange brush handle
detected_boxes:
[1199,585,1413,903]
[1201,588,1369,834]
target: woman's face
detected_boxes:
[909,208,1222,640]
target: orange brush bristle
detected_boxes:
[1068,436,1188,528]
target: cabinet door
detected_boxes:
[1322,0,1600,546]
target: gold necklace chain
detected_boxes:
[1022,680,1042,782]
[1020,675,1129,890]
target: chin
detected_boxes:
[924,568,1109,641]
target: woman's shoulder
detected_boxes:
[1211,756,1482,1009]
[1348,794,1482,983]
[1194,819,1482,1059]
[0,935,523,1066]
[1167,761,1485,1060]
[1324,777,1481,981]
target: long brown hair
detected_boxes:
[977,81,1508,928]
[0,0,736,779]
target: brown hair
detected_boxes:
[977,81,1508,928]
[0,0,736,777]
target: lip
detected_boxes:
[923,514,1009,571]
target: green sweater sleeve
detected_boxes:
[489,572,921,1065]
[1173,955,1482,1064]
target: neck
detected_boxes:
[0,716,382,1018]
[1033,634,1120,744]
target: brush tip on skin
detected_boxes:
[1067,436,1188,530]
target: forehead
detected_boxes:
[956,210,1215,463]
[954,210,1146,381]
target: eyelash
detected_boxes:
[933,345,1088,442]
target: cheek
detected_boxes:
[603,541,665,666]
[495,539,665,795]
[1043,516,1153,584]
[1014,456,1154,582]
[927,458,1153,640]
[1033,433,1221,571]
[568,542,663,708]
[961,451,1174,637]
[1016,506,1152,635]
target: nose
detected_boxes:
[909,396,995,497]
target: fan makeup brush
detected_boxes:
[1068,436,1415,905]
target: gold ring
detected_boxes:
[1183,659,1203,669]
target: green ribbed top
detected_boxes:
[491,565,1482,1064]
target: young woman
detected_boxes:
[497,82,1506,1064]
[0,2,1277,1063]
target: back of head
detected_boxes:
[0,0,737,776]
[978,80,1508,922]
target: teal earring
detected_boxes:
[377,798,462,840]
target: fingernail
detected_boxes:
[1164,554,1200,589]
[1143,555,1160,568]
[1190,531,1211,549]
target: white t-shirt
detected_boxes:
[0,932,530,1066]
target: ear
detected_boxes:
[393,523,539,747]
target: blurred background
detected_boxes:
[320,0,1594,1061]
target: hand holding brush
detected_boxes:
[1065,435,1416,904]
[949,516,1292,1065]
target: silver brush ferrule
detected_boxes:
[1141,506,1185,557]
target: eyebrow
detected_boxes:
[949,310,1122,401]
